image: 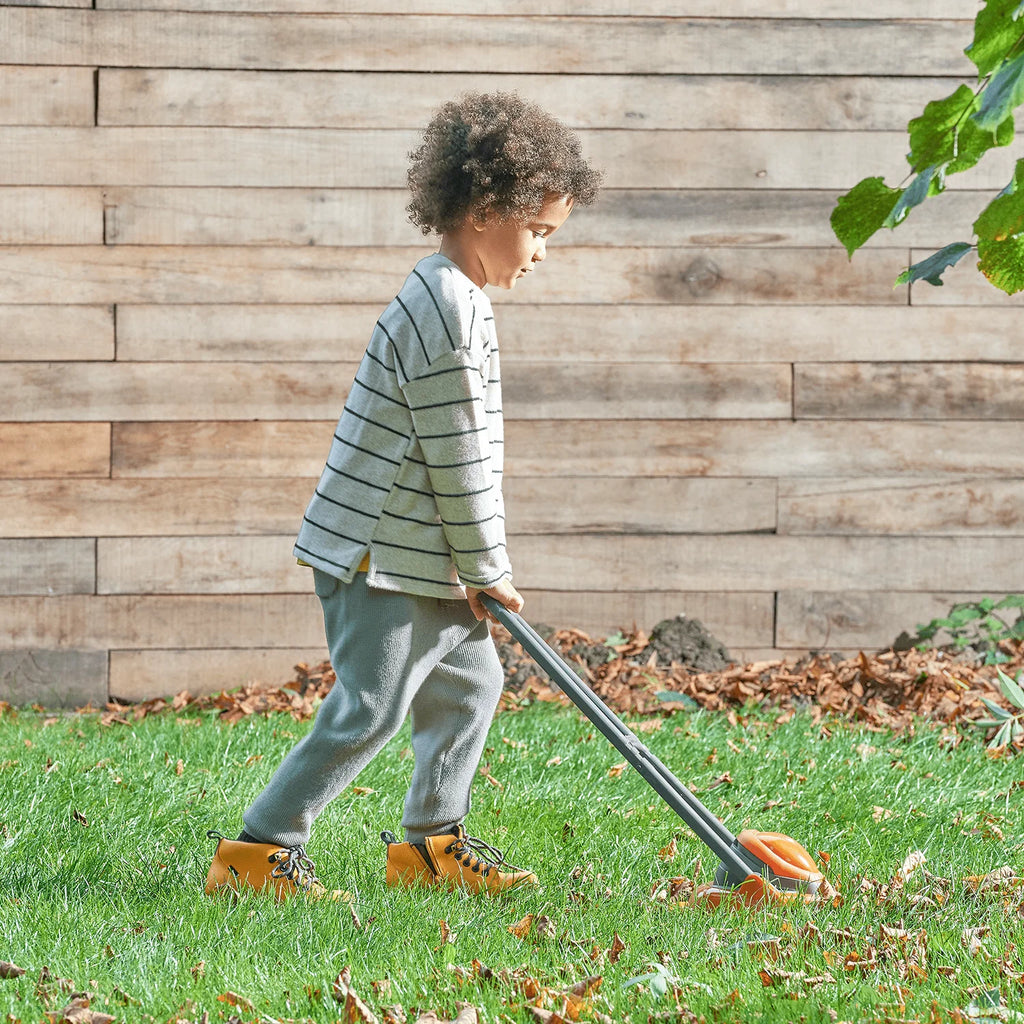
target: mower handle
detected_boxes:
[481,594,755,881]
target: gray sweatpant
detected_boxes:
[242,569,505,847]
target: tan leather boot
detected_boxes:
[383,826,538,894]
[204,830,337,901]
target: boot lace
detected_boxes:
[268,845,321,891]
[443,831,525,878]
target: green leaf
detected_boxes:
[977,233,1024,293]
[997,667,1024,709]
[974,158,1024,240]
[908,86,1014,177]
[895,241,974,287]
[980,695,1015,720]
[655,690,699,710]
[994,594,1024,609]
[974,52,1024,130]
[972,717,1008,728]
[884,164,945,228]
[989,719,1015,749]
[967,0,1024,78]
[831,177,903,256]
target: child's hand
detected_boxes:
[466,578,524,623]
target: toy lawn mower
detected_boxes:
[482,596,823,910]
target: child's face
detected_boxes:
[473,193,574,290]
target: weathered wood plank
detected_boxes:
[0,246,909,305]
[0,11,971,75]
[776,589,1012,650]
[0,649,107,709]
[0,594,324,649]
[115,303,1024,365]
[101,187,984,250]
[103,187,422,246]
[0,476,776,537]
[909,248,1024,306]
[517,590,774,646]
[92,2,972,17]
[506,478,776,535]
[109,648,327,701]
[779,478,1024,535]
[0,539,95,595]
[112,419,1024,480]
[96,533,1024,593]
[5,128,1013,191]
[0,66,95,125]
[0,187,102,244]
[0,423,110,478]
[795,363,1024,420]
[0,305,114,361]
[3,360,789,421]
[0,589,774,648]
[98,68,968,131]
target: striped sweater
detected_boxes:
[294,252,511,599]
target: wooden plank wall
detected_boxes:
[2,2,1022,706]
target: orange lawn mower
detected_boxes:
[481,596,823,910]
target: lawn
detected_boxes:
[0,698,1021,1024]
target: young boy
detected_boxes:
[205,92,601,899]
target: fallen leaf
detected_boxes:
[332,968,379,1024]
[657,838,678,862]
[0,961,27,978]
[607,763,626,778]
[44,995,115,1024]
[439,920,457,945]
[508,914,534,940]
[71,810,88,828]
[351,786,375,796]
[217,991,255,1013]
[412,1008,478,1024]
[608,933,626,964]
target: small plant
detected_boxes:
[972,667,1024,750]
[914,596,1024,664]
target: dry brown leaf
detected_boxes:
[332,967,379,1024]
[508,914,534,939]
[608,933,626,965]
[657,838,678,862]
[217,991,255,1013]
[606,763,626,778]
[412,1008,478,1024]
[438,919,457,945]
[0,961,27,978]
[44,995,115,1024]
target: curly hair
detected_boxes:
[406,91,602,235]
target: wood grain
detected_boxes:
[97,68,968,130]
[0,66,95,125]
[95,533,1024,594]
[0,188,102,244]
[0,539,96,596]
[114,303,1024,365]
[100,186,985,249]
[0,305,114,361]
[0,11,971,75]
[92,2,973,17]
[0,589,774,648]
[7,127,1015,191]
[0,649,107,708]
[0,423,110,478]
[111,419,1024,479]
[775,589,1012,650]
[0,246,909,305]
[795,362,1024,420]
[0,476,776,537]
[109,647,327,700]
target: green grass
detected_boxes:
[1,701,1022,1024]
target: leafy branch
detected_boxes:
[831,0,1024,294]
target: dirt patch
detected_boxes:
[641,615,732,672]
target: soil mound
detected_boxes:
[641,615,732,672]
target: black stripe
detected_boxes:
[375,320,409,382]
[394,480,493,499]
[441,511,500,527]
[413,268,457,351]
[313,488,378,519]
[332,435,402,466]
[300,518,365,546]
[406,453,488,470]
[363,347,397,374]
[294,543,350,572]
[395,295,431,363]
[410,363,483,384]
[324,461,391,492]
[409,396,482,412]
[342,403,408,436]
[373,538,451,557]
[417,425,487,441]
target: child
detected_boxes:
[205,92,601,899]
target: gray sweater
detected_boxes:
[294,252,511,599]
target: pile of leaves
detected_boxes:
[81,628,1024,753]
